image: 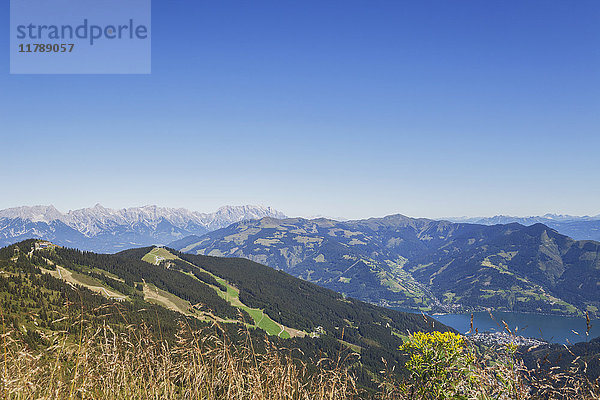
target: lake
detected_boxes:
[431,311,599,345]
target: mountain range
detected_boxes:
[171,215,600,317]
[0,204,286,252]
[2,204,599,254]
[445,214,600,242]
[3,204,600,317]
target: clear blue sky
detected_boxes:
[1,1,599,219]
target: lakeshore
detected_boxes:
[431,311,599,345]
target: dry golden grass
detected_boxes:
[0,313,358,400]
[2,308,600,400]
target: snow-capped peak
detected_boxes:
[0,204,287,238]
[0,205,64,223]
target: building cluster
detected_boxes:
[469,331,547,347]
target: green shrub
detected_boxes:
[393,331,528,400]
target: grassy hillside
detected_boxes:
[119,246,453,372]
[0,240,207,344]
[137,247,296,337]
[0,239,454,392]
[167,249,449,341]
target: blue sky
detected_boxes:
[1,1,599,219]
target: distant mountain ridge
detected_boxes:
[445,214,600,241]
[0,204,286,252]
[172,214,600,317]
